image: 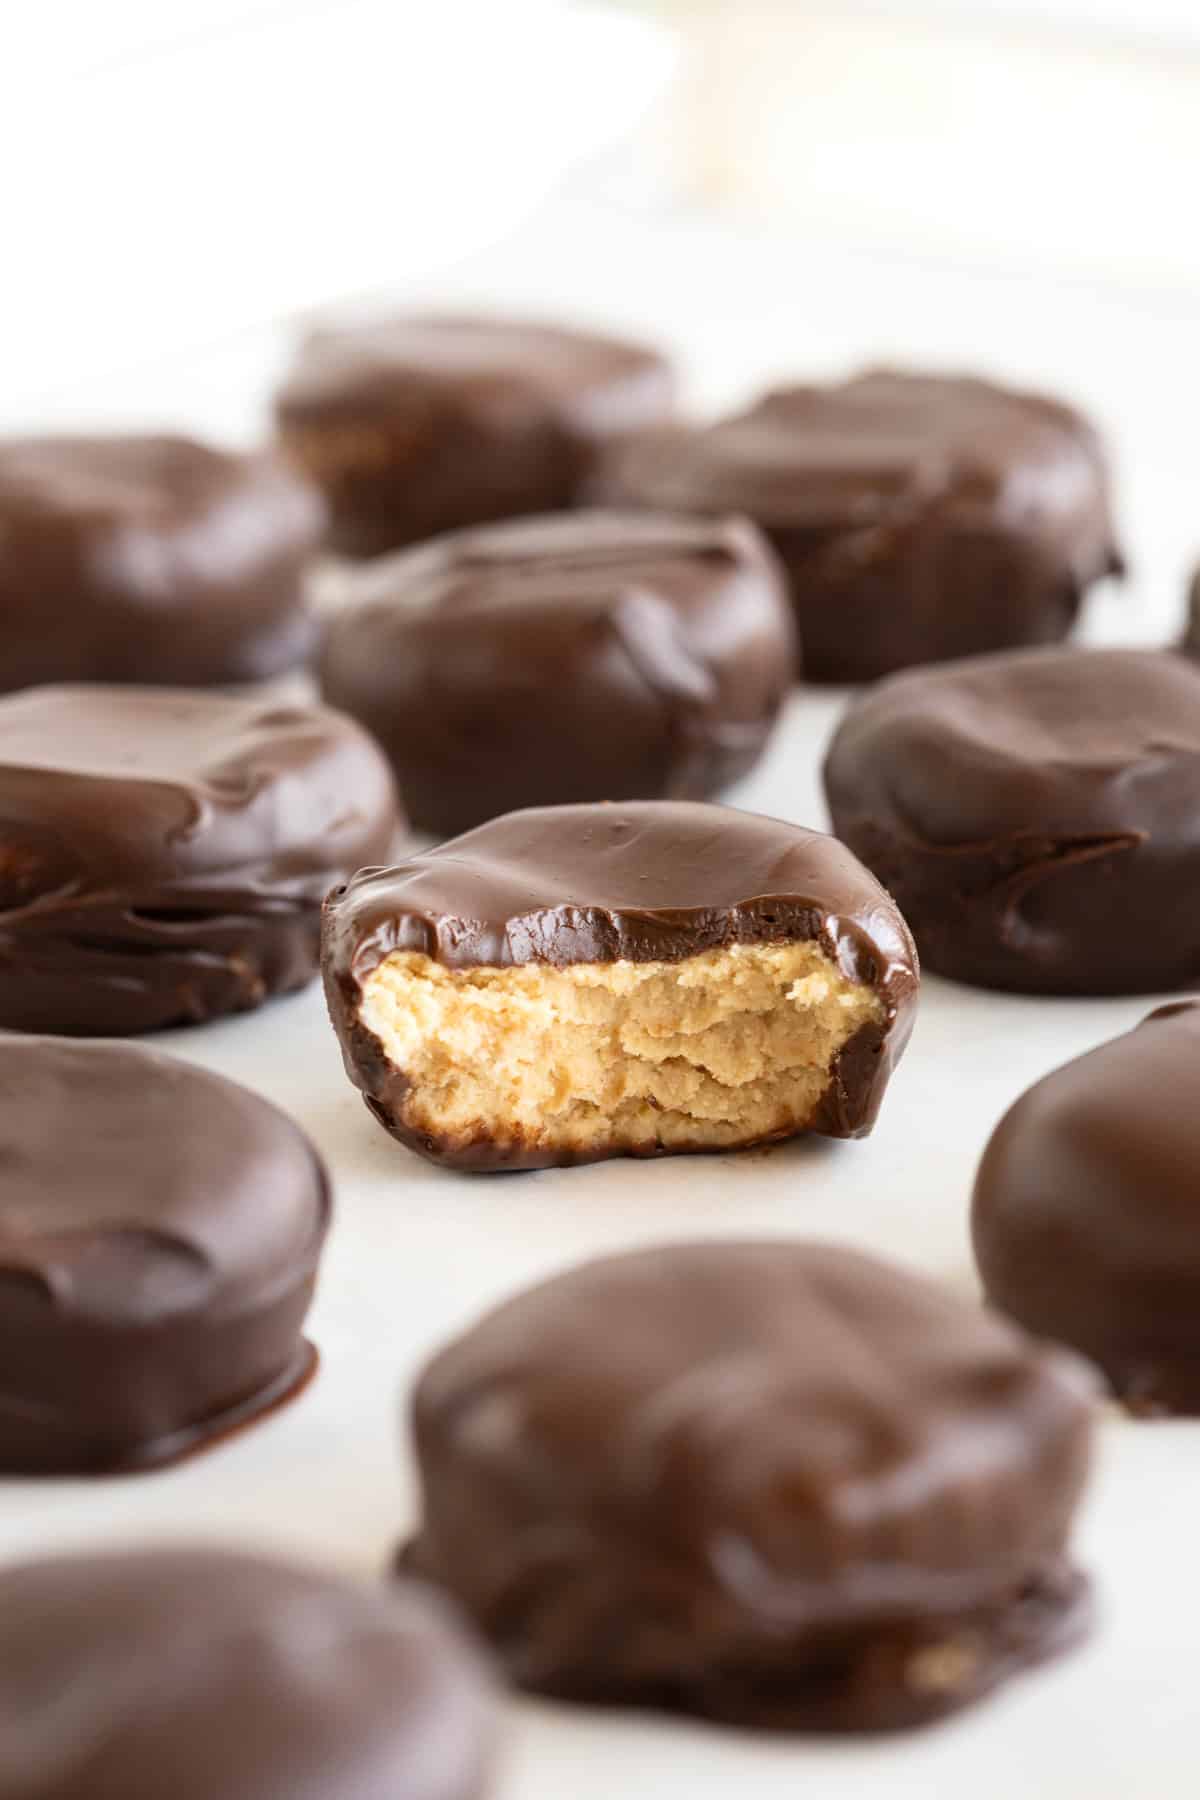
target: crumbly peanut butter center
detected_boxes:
[358,941,882,1155]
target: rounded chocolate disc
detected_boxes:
[0,684,398,1034]
[276,312,675,557]
[597,370,1121,682]
[0,1036,330,1474]
[0,435,324,691]
[0,1548,495,1799]
[974,1000,1200,1416]
[322,800,918,1170]
[823,646,1200,994]
[318,511,797,836]
[402,1240,1097,1731]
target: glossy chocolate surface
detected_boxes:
[323,800,919,1166]
[823,646,1200,995]
[0,1037,329,1473]
[597,370,1122,682]
[0,684,398,1034]
[276,312,675,557]
[0,1548,495,1798]
[402,1240,1096,1730]
[975,1000,1200,1415]
[0,435,324,690]
[318,512,797,836]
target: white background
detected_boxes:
[3,3,1200,1795]
[7,0,1200,403]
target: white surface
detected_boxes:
[676,6,1200,294]
[1,201,1198,1794]
[1,2,674,408]
[832,0,1200,49]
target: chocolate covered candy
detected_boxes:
[276,313,675,557]
[0,1036,329,1473]
[597,370,1121,682]
[323,800,917,1171]
[0,434,324,691]
[402,1240,1097,1730]
[824,647,1200,995]
[0,684,398,1034]
[974,1000,1200,1416]
[318,512,796,837]
[0,1548,495,1798]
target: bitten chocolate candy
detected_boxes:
[0,435,324,691]
[823,647,1200,995]
[276,312,676,557]
[974,1001,1200,1416]
[402,1240,1097,1731]
[597,370,1122,682]
[318,512,797,837]
[322,800,918,1171]
[0,1549,495,1798]
[0,1037,329,1473]
[0,684,398,1034]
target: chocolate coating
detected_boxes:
[0,684,398,1035]
[0,1036,329,1473]
[276,312,676,557]
[402,1240,1097,1730]
[823,646,1200,995]
[0,1548,494,1799]
[323,800,919,1169]
[974,1000,1200,1416]
[319,511,797,836]
[597,370,1122,682]
[0,435,324,690]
